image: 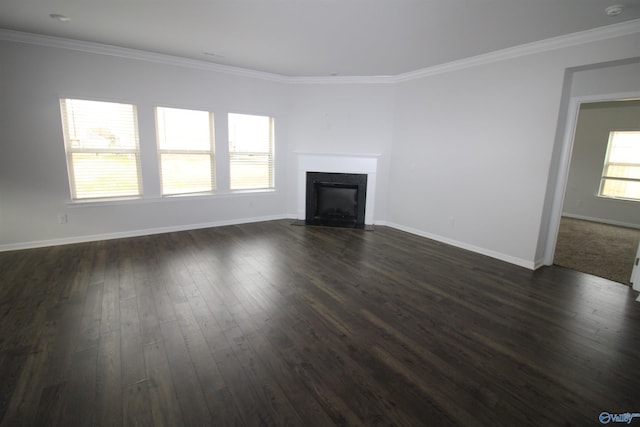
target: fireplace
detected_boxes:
[306,172,367,228]
[296,152,379,228]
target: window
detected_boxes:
[228,113,274,190]
[60,98,142,200]
[599,131,640,201]
[156,107,215,195]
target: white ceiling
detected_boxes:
[1,0,640,77]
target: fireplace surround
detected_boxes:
[296,152,379,228]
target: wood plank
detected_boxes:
[75,282,103,352]
[58,346,98,427]
[143,340,184,427]
[177,299,245,424]
[122,381,153,427]
[120,296,146,386]
[100,262,121,335]
[34,381,67,425]
[95,330,122,427]
[159,320,212,425]
[223,324,305,426]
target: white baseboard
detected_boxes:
[533,258,547,270]
[3,215,538,271]
[0,214,296,252]
[562,213,640,230]
[376,220,537,270]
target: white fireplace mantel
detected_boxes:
[296,152,380,225]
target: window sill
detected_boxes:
[596,194,640,204]
[67,189,277,208]
[228,188,276,195]
[67,196,144,208]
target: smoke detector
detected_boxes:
[605,5,625,16]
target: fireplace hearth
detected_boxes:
[305,172,367,229]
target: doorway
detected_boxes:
[551,99,640,284]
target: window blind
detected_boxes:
[599,131,640,201]
[228,113,274,190]
[60,98,142,200]
[156,107,215,195]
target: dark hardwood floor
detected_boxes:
[1,220,639,426]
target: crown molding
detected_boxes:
[395,18,640,82]
[287,75,395,85]
[0,29,395,84]
[2,18,639,85]
[0,29,290,84]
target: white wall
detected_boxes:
[389,31,640,268]
[570,59,640,98]
[563,100,640,228]
[0,40,292,249]
[287,83,395,221]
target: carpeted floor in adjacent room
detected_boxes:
[554,216,640,285]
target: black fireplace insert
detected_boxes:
[305,172,367,228]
